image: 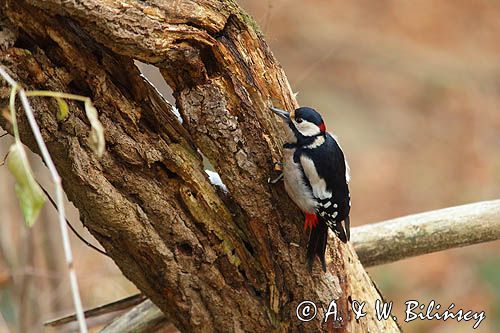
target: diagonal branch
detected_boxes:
[0,0,400,331]
[45,294,146,327]
[99,299,170,333]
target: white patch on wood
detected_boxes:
[300,155,332,200]
[205,170,228,193]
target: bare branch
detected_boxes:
[352,199,500,267]
[99,299,170,333]
[45,294,145,327]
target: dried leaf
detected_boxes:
[6,141,46,227]
[84,100,105,157]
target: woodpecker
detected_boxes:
[270,106,351,272]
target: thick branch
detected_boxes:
[0,1,399,332]
[73,200,499,331]
[352,199,500,267]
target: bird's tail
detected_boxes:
[306,218,328,272]
[332,216,349,243]
[306,216,350,272]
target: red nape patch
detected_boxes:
[304,213,318,230]
[319,123,326,132]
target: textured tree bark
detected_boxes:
[44,198,500,331]
[0,1,400,332]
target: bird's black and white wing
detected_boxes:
[299,135,350,242]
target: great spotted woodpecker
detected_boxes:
[270,106,351,272]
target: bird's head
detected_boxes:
[270,106,326,142]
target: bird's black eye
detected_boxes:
[296,118,303,123]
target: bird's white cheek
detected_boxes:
[296,121,320,137]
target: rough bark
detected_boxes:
[45,198,500,331]
[0,1,399,332]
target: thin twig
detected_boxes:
[0,151,9,166]
[38,183,108,256]
[45,294,145,327]
[0,67,16,86]
[0,67,88,333]
[25,90,89,102]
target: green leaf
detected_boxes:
[55,97,69,121]
[6,141,46,227]
[84,100,105,157]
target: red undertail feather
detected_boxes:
[304,213,318,230]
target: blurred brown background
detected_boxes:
[1,0,499,332]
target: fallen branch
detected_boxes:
[352,199,500,267]
[99,299,170,333]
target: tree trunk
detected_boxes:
[0,1,400,332]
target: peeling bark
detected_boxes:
[0,1,399,332]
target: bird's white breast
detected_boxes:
[283,148,316,213]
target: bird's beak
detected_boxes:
[269,107,290,121]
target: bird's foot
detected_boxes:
[267,172,283,184]
[268,162,284,184]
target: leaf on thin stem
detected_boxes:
[6,141,46,227]
[55,97,69,121]
[84,100,105,157]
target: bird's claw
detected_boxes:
[268,172,284,184]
